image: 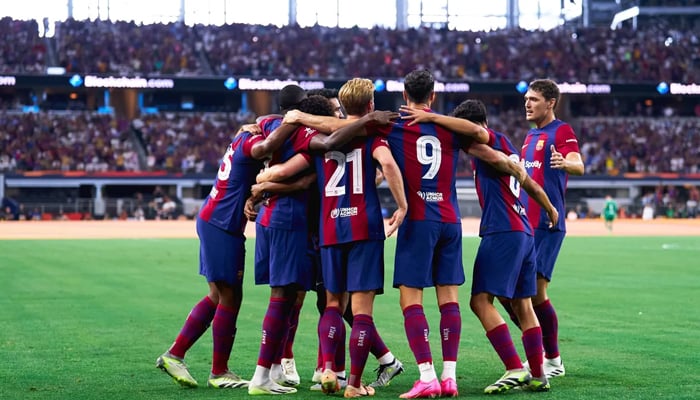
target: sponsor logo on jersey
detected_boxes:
[416,191,444,202]
[330,207,358,218]
[524,160,542,169]
[512,203,527,216]
[536,139,545,150]
[209,186,219,199]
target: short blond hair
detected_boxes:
[338,78,375,116]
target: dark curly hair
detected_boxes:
[451,99,487,125]
[298,95,335,117]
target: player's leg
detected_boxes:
[156,218,219,388]
[208,280,249,388]
[249,226,304,395]
[533,230,566,379]
[472,232,536,394]
[345,290,377,398]
[433,223,464,397]
[471,292,530,394]
[249,286,298,395]
[394,221,441,399]
[511,298,549,392]
[367,326,404,388]
[156,289,216,388]
[274,290,304,387]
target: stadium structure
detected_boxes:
[0,0,698,222]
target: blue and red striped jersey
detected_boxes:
[198,131,264,233]
[521,119,580,232]
[472,129,532,237]
[313,136,388,246]
[375,110,462,223]
[256,117,319,231]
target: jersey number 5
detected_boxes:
[324,149,363,197]
[217,145,235,181]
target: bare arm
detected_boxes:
[256,153,310,183]
[468,143,527,184]
[550,145,584,176]
[373,146,407,237]
[374,168,385,186]
[284,110,350,133]
[245,173,317,221]
[399,106,489,144]
[249,122,298,160]
[520,174,559,228]
[308,111,399,153]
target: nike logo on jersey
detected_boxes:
[304,127,316,137]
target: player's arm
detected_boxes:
[237,123,263,136]
[399,106,489,144]
[284,109,350,133]
[308,111,399,153]
[256,153,311,183]
[373,146,407,237]
[467,143,528,184]
[550,145,585,176]
[520,173,559,228]
[375,168,385,186]
[252,173,316,198]
[244,173,316,221]
[249,122,299,160]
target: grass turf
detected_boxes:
[1,236,699,399]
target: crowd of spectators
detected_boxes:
[54,19,201,76]
[0,111,136,172]
[0,17,46,74]
[3,109,698,178]
[1,17,698,83]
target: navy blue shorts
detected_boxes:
[534,229,566,281]
[197,217,245,286]
[320,240,384,294]
[471,231,536,299]
[254,224,313,290]
[393,220,464,288]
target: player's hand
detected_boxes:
[399,106,434,126]
[546,207,559,229]
[550,145,566,170]
[385,207,406,237]
[515,159,528,185]
[244,197,259,221]
[368,110,400,125]
[283,110,304,125]
[250,183,265,200]
[239,123,262,135]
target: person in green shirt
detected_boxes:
[603,195,618,232]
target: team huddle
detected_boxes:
[155,70,585,398]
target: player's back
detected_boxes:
[314,136,386,246]
[472,129,531,236]
[199,131,263,234]
[257,117,319,231]
[376,113,462,223]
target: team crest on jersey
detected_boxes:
[536,139,545,151]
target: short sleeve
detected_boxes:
[554,124,580,157]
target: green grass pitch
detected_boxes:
[1,236,699,399]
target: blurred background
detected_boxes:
[0,0,698,222]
